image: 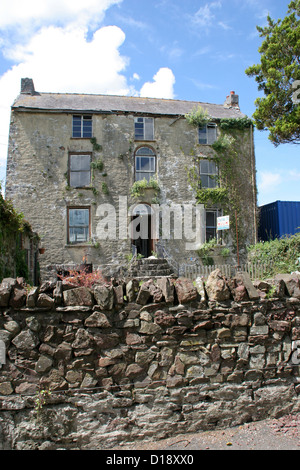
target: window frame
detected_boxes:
[200,159,218,189]
[134,116,154,141]
[135,146,156,182]
[72,115,93,138]
[67,206,91,245]
[205,209,222,242]
[68,152,92,188]
[198,122,217,145]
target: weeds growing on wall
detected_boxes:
[197,238,217,266]
[185,105,211,128]
[57,266,110,288]
[247,232,300,278]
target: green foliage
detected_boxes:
[130,177,160,198]
[0,184,37,282]
[34,389,52,415]
[90,137,102,152]
[245,1,300,145]
[221,247,230,258]
[102,182,109,194]
[186,123,250,248]
[126,252,144,263]
[91,186,99,196]
[219,117,253,130]
[195,187,228,206]
[0,189,24,233]
[90,159,104,172]
[185,105,211,128]
[15,245,29,279]
[247,232,300,278]
[211,134,235,152]
[197,238,217,266]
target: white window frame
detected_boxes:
[72,115,93,138]
[135,147,156,182]
[134,117,154,140]
[200,159,218,188]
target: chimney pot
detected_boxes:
[224,91,239,109]
[21,78,35,95]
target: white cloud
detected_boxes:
[258,171,282,193]
[0,24,131,183]
[0,0,122,29]
[160,43,184,61]
[0,24,130,108]
[0,0,177,187]
[191,1,222,30]
[139,68,175,99]
[218,21,231,31]
[190,79,218,90]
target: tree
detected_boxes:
[245,1,300,146]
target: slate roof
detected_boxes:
[12,91,246,120]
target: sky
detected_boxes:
[0,0,299,206]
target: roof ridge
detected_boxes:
[35,91,224,107]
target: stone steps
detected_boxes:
[128,258,175,278]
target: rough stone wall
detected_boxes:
[5,110,257,280]
[0,270,299,449]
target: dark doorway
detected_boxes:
[131,204,153,258]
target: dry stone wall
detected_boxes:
[0,270,299,449]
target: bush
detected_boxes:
[58,267,110,288]
[247,232,300,278]
[130,177,160,198]
[185,106,211,128]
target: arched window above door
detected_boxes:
[135,147,156,182]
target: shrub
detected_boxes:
[247,232,300,278]
[58,266,110,288]
[130,177,160,198]
[185,106,211,128]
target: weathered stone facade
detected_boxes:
[5,80,257,281]
[0,270,299,449]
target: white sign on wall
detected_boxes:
[217,215,230,231]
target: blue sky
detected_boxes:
[0,0,299,206]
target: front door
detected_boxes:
[131,204,153,258]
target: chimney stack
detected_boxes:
[21,78,35,95]
[224,91,239,109]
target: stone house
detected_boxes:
[5,78,257,281]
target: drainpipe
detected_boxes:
[250,124,258,244]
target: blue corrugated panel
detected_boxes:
[258,201,300,241]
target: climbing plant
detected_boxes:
[186,120,254,249]
[185,105,211,128]
[0,185,37,281]
[219,117,253,130]
[89,137,110,196]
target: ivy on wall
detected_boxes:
[186,117,254,250]
[0,186,38,281]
